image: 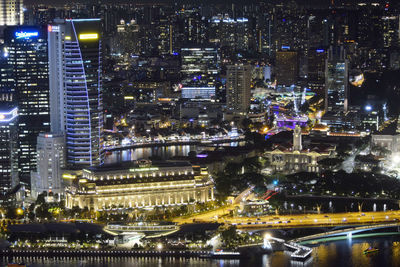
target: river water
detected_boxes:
[104,142,243,164]
[3,236,400,267]
[104,145,197,164]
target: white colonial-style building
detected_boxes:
[65,160,214,210]
[264,126,335,174]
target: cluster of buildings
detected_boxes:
[0,0,399,207]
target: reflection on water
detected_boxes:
[5,236,400,267]
[105,142,245,164]
[105,145,197,164]
[310,236,400,267]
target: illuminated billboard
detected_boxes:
[15,31,39,40]
[79,33,99,40]
[0,107,18,122]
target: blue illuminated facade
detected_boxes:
[14,31,39,39]
[48,19,104,167]
[0,104,19,200]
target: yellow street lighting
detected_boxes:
[16,208,23,216]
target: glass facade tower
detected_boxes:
[48,19,104,167]
[3,26,50,182]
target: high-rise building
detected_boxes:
[48,19,104,167]
[0,0,24,27]
[275,50,299,86]
[31,133,65,198]
[157,18,173,55]
[382,15,400,48]
[325,46,349,113]
[307,48,327,95]
[226,64,252,114]
[209,17,250,52]
[3,26,50,182]
[0,48,14,102]
[180,46,219,100]
[111,19,140,57]
[0,104,18,200]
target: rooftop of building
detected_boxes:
[84,160,192,173]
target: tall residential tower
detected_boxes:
[226,64,252,114]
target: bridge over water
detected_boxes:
[290,223,400,243]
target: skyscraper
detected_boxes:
[31,133,65,198]
[275,50,299,86]
[307,48,327,95]
[0,104,18,200]
[226,64,252,114]
[0,0,24,27]
[3,26,50,182]
[180,46,219,100]
[48,19,104,167]
[325,46,349,113]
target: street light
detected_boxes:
[16,208,23,216]
[156,243,163,250]
[263,233,272,250]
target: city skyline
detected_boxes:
[0,0,399,266]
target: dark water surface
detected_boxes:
[3,236,400,267]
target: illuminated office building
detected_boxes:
[275,50,299,86]
[307,48,327,94]
[31,133,65,198]
[325,46,349,113]
[48,19,104,167]
[209,17,250,52]
[3,26,50,181]
[226,64,252,114]
[180,46,219,101]
[0,0,24,27]
[65,160,214,210]
[0,104,18,199]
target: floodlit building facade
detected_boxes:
[65,160,214,210]
[31,133,66,198]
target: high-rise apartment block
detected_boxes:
[226,64,252,114]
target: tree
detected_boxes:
[318,158,344,171]
[220,225,238,248]
[35,204,51,221]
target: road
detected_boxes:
[174,208,400,230]
[229,210,400,229]
[172,204,239,225]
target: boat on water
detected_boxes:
[363,247,379,255]
[7,263,26,267]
